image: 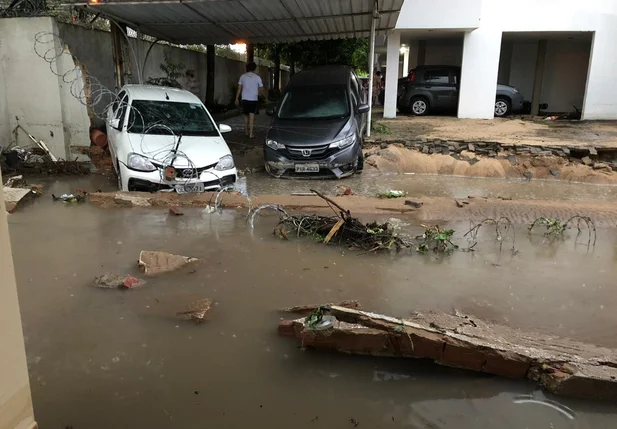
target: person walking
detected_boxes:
[372,70,383,107]
[235,62,266,139]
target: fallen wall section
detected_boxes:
[279,306,617,400]
[0,17,90,159]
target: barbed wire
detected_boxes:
[33,30,231,193]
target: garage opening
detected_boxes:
[499,32,593,119]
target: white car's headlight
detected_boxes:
[266,139,285,150]
[215,155,235,171]
[127,153,156,172]
[329,135,355,149]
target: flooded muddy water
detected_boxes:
[8,178,617,428]
[240,171,617,203]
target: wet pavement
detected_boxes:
[7,177,617,428]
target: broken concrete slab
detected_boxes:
[3,187,31,213]
[279,305,617,400]
[177,298,213,323]
[138,251,198,276]
[94,273,145,289]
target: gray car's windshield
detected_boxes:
[277,86,349,120]
[127,100,218,136]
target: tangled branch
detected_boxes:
[528,216,596,246]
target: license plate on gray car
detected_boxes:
[295,164,319,173]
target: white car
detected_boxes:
[106,85,237,192]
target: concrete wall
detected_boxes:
[0,179,36,429]
[57,22,289,110]
[423,39,463,66]
[394,0,617,119]
[0,17,90,158]
[505,39,591,113]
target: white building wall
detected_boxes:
[395,0,617,119]
[396,0,482,30]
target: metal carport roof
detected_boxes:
[65,0,403,45]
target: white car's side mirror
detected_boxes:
[219,124,232,134]
[109,118,121,130]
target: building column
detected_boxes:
[402,46,410,78]
[582,24,617,120]
[530,39,547,116]
[458,28,502,119]
[383,31,401,119]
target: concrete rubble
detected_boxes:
[279,305,617,400]
[177,298,213,323]
[3,187,32,213]
[94,273,145,289]
[138,250,198,276]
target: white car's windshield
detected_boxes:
[128,100,219,136]
[277,86,349,120]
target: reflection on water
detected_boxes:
[7,179,617,429]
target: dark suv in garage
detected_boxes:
[397,65,524,117]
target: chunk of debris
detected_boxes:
[138,251,198,275]
[52,192,87,203]
[3,187,31,213]
[455,200,464,208]
[581,156,593,166]
[177,298,213,323]
[377,190,407,199]
[279,305,617,400]
[94,273,145,289]
[549,168,560,177]
[169,207,184,216]
[5,175,27,188]
[589,147,598,156]
[404,200,423,208]
[336,186,354,196]
[593,162,609,170]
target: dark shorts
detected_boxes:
[242,100,258,115]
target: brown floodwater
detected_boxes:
[8,177,617,428]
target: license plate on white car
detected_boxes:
[295,164,319,173]
[175,182,205,194]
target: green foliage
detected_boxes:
[377,190,407,199]
[416,225,458,254]
[215,44,246,61]
[146,53,185,88]
[257,38,370,74]
[371,122,391,135]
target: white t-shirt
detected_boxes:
[238,72,263,101]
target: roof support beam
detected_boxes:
[138,10,400,26]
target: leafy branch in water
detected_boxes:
[416,225,458,254]
[528,216,596,246]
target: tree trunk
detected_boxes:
[206,44,215,107]
[246,44,255,63]
[273,52,281,92]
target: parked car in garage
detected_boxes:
[264,65,369,179]
[397,65,524,117]
[106,85,237,192]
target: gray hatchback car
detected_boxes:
[264,65,369,179]
[397,65,524,117]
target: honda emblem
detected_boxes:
[301,149,312,157]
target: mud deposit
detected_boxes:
[8,179,617,428]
